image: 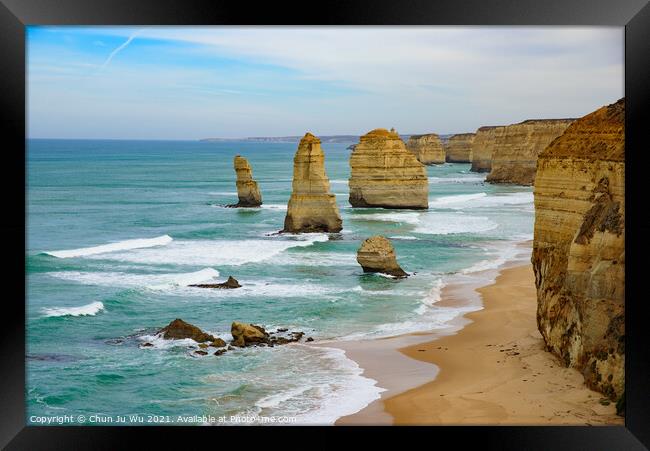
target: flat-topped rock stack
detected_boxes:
[445,133,476,163]
[356,235,408,278]
[405,133,445,165]
[349,128,429,209]
[470,125,506,173]
[283,133,342,233]
[486,119,575,185]
[231,155,262,207]
[532,98,625,405]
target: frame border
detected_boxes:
[2,0,648,448]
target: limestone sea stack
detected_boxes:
[349,128,428,209]
[356,236,408,278]
[470,125,506,173]
[405,133,445,165]
[445,133,476,163]
[486,119,575,185]
[532,98,624,405]
[232,155,262,207]
[283,133,342,233]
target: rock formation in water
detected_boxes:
[405,133,446,165]
[356,235,408,278]
[231,322,308,347]
[532,98,624,404]
[349,128,429,209]
[230,155,262,207]
[486,119,575,185]
[470,126,506,173]
[283,133,342,233]
[445,133,476,163]
[158,319,217,343]
[189,276,242,289]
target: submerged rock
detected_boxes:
[189,276,242,289]
[229,155,262,207]
[283,132,342,233]
[158,318,216,343]
[349,128,428,209]
[356,236,408,278]
[211,338,227,348]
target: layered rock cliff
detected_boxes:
[232,155,262,207]
[445,133,475,163]
[283,133,342,233]
[470,126,506,173]
[357,236,408,278]
[486,119,575,185]
[405,133,445,165]
[349,128,429,209]
[532,98,624,403]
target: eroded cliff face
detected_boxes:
[232,155,262,207]
[486,119,575,185]
[532,98,624,402]
[445,133,475,163]
[349,128,428,209]
[470,126,505,173]
[283,133,342,233]
[405,133,445,165]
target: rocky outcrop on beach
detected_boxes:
[283,133,342,233]
[445,133,475,163]
[231,322,310,347]
[405,133,446,165]
[470,126,506,173]
[189,276,242,289]
[532,98,625,404]
[357,236,408,278]
[486,119,575,185]
[230,155,262,207]
[349,128,429,209]
[158,319,217,343]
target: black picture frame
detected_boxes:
[2,0,649,448]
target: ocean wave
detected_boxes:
[429,192,487,208]
[389,236,418,240]
[414,212,498,235]
[260,204,288,211]
[414,279,446,314]
[45,235,173,258]
[428,175,486,184]
[350,212,421,225]
[48,268,221,290]
[75,234,328,266]
[41,301,105,318]
[430,192,533,210]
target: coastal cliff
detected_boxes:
[470,126,505,173]
[283,133,342,233]
[486,119,574,185]
[445,133,475,163]
[405,133,445,165]
[349,128,428,209]
[232,155,262,207]
[532,99,624,403]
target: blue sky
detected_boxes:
[27,26,623,140]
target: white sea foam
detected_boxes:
[413,212,498,235]
[351,212,421,225]
[460,240,530,275]
[428,175,486,184]
[429,192,487,208]
[45,235,173,258]
[208,191,238,196]
[414,279,446,314]
[389,235,418,240]
[49,268,220,290]
[260,204,288,211]
[42,301,105,318]
[77,234,328,266]
[430,192,533,210]
[329,180,348,185]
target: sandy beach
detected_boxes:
[336,263,623,425]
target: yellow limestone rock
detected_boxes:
[231,321,269,347]
[405,133,445,165]
[356,236,408,278]
[486,119,575,185]
[532,98,624,403]
[445,133,476,163]
[232,155,262,207]
[349,128,428,209]
[470,125,506,173]
[283,133,342,233]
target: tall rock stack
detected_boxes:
[470,126,505,173]
[532,99,624,404]
[405,133,445,165]
[283,133,342,233]
[232,155,262,207]
[445,133,476,163]
[349,128,429,209]
[486,119,575,185]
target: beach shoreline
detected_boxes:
[329,257,623,425]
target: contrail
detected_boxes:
[99,29,144,71]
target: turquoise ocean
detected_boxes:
[26,139,534,425]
